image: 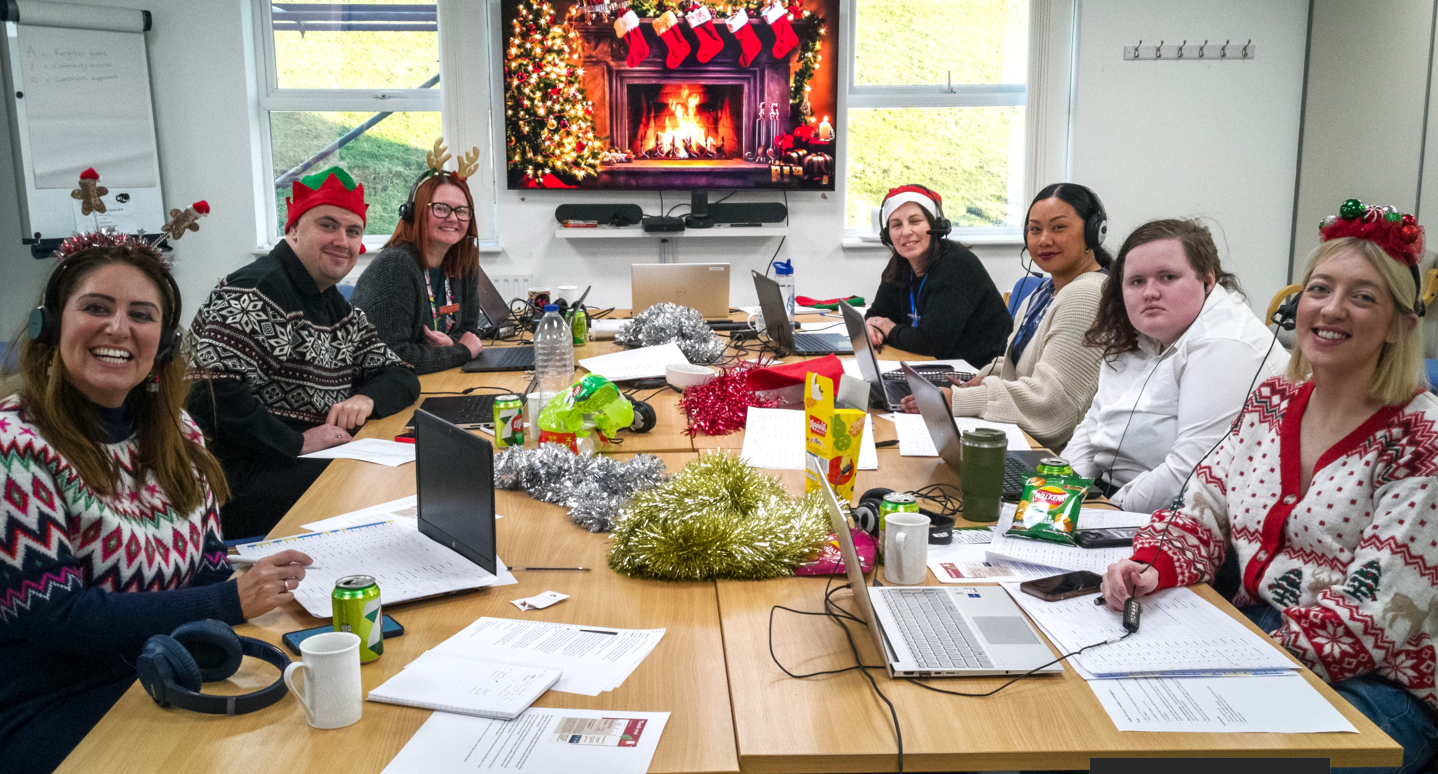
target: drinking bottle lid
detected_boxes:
[544,304,558,312]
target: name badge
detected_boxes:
[438,303,461,315]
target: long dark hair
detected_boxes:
[13,246,229,513]
[881,207,949,286]
[387,174,479,279]
[1084,218,1240,361]
[1024,183,1113,270]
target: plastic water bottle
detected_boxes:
[773,259,796,321]
[534,304,575,395]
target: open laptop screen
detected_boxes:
[415,409,498,575]
[902,363,965,471]
[473,267,514,332]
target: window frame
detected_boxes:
[839,0,1074,248]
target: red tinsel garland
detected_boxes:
[680,360,777,436]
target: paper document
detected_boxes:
[1090,673,1356,733]
[434,617,665,696]
[1004,585,1297,677]
[891,413,1030,455]
[302,495,418,532]
[579,342,689,381]
[383,707,670,774]
[367,651,561,720]
[927,540,1062,583]
[236,522,507,618]
[739,407,877,470]
[1078,509,1154,529]
[986,505,1133,574]
[299,438,416,466]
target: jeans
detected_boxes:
[1241,605,1438,774]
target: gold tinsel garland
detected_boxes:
[608,453,831,581]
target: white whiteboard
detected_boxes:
[0,0,163,245]
[17,24,157,188]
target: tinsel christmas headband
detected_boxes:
[1320,198,1425,268]
[880,184,942,226]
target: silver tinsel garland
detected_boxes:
[614,302,727,364]
[494,444,669,532]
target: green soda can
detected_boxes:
[493,394,524,448]
[878,492,920,564]
[1036,457,1074,477]
[332,575,382,662]
[570,308,588,345]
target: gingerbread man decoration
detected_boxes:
[70,168,108,215]
[161,200,209,241]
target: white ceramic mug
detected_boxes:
[884,511,930,585]
[283,631,362,729]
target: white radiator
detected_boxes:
[489,275,533,304]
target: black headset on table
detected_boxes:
[28,255,182,367]
[137,620,290,715]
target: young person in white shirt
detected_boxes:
[1064,218,1289,513]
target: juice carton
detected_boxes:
[803,371,867,503]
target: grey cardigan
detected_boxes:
[350,243,484,375]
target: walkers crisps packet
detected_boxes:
[1006,474,1093,545]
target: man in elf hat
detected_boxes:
[188,166,421,538]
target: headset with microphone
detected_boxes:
[137,620,291,715]
[28,252,182,367]
[878,184,951,248]
[1017,183,1109,278]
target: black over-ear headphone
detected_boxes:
[879,185,951,248]
[851,488,955,545]
[627,397,656,434]
[1074,184,1109,250]
[1272,265,1427,331]
[28,256,182,366]
[397,170,437,224]
[137,620,290,715]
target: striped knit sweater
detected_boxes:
[1131,377,1438,708]
[0,398,241,741]
[950,270,1106,448]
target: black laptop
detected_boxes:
[901,363,1047,501]
[462,268,535,373]
[751,270,852,356]
[414,409,498,575]
[838,302,974,410]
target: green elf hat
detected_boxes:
[285,166,368,234]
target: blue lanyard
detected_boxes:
[908,274,928,326]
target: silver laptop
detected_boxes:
[632,263,731,318]
[810,459,1061,678]
[751,270,852,356]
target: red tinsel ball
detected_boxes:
[531,63,541,73]
[549,87,561,96]
[1401,224,1420,243]
[584,105,593,115]
[559,118,569,129]
[527,24,536,32]
[576,140,586,152]
[679,361,777,436]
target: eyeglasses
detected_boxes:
[428,202,473,221]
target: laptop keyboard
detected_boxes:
[477,347,534,367]
[793,332,845,351]
[1004,457,1033,497]
[887,588,994,670]
[881,369,975,386]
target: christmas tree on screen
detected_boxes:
[505,0,603,187]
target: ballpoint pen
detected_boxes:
[227,556,321,570]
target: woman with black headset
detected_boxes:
[900,182,1110,450]
[352,168,487,375]
[862,185,1011,363]
[0,240,310,774]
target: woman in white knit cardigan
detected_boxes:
[901,183,1110,449]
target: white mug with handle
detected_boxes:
[283,631,363,729]
[884,511,930,585]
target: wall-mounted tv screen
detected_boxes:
[503,0,839,191]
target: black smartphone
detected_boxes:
[282,615,405,655]
[1020,571,1104,601]
[1073,526,1139,548]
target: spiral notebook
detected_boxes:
[367,650,562,720]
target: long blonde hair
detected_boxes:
[1285,237,1427,405]
[12,247,229,513]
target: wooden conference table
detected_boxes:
[60,311,1402,773]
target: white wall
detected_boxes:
[1070,0,1310,314]
[0,0,1313,332]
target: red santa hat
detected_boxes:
[880,185,942,229]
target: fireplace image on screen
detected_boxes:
[503,0,838,191]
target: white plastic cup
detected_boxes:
[884,511,929,585]
[556,285,579,304]
[282,631,362,729]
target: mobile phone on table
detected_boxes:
[282,615,405,655]
[1073,526,1138,548]
[1019,571,1103,602]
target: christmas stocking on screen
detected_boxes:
[726,9,762,67]
[762,3,798,59]
[686,4,724,64]
[614,10,650,68]
[653,11,692,68]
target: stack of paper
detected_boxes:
[384,707,670,774]
[235,521,514,618]
[299,438,416,466]
[578,342,689,381]
[928,528,1061,584]
[368,651,561,720]
[891,413,1030,455]
[433,617,664,696]
[738,407,878,470]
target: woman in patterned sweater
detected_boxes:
[0,244,312,774]
[1103,205,1438,773]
